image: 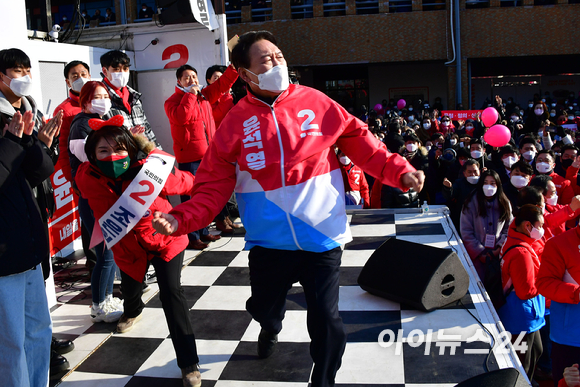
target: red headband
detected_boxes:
[88,115,125,131]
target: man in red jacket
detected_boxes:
[54,60,91,182]
[164,63,238,249]
[154,30,424,387]
[205,65,235,128]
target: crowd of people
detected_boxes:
[1,28,580,387]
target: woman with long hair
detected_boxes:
[460,169,513,281]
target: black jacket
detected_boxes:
[0,131,54,276]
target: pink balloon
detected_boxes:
[397,99,406,110]
[481,107,499,127]
[484,124,511,147]
[374,103,382,112]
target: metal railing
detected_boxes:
[323,1,346,16]
[225,9,242,23]
[355,0,379,14]
[251,6,274,20]
[422,0,446,10]
[291,3,314,18]
[388,0,413,12]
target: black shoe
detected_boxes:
[51,337,75,355]
[50,350,70,375]
[257,328,278,358]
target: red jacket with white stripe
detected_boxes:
[164,65,238,164]
[169,84,415,252]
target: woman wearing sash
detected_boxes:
[75,123,202,387]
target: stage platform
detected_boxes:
[50,206,528,387]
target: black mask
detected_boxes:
[562,159,573,169]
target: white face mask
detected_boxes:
[246,64,289,93]
[569,116,575,121]
[441,120,450,127]
[406,143,418,152]
[466,175,480,185]
[339,155,351,165]
[423,122,431,130]
[3,74,33,97]
[503,156,517,168]
[408,107,413,111]
[425,145,431,151]
[108,71,130,89]
[534,108,544,116]
[536,162,552,174]
[528,103,534,108]
[482,184,497,197]
[550,112,556,117]
[510,175,528,189]
[459,142,465,148]
[529,225,545,240]
[511,116,519,122]
[523,150,536,161]
[465,125,474,131]
[408,116,414,122]
[450,139,457,146]
[545,195,558,206]
[471,150,483,159]
[89,98,112,116]
[71,77,89,93]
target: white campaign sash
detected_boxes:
[92,150,175,250]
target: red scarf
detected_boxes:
[104,78,131,113]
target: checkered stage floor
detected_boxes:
[50,208,522,387]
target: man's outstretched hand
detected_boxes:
[152,211,178,235]
[401,170,425,192]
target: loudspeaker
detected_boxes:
[454,368,529,387]
[357,237,469,312]
[157,0,196,25]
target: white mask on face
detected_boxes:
[423,122,431,130]
[523,150,536,161]
[246,64,289,93]
[71,77,89,93]
[536,162,552,174]
[408,116,414,122]
[550,112,556,117]
[425,145,431,151]
[545,195,558,206]
[482,184,497,197]
[529,225,545,240]
[3,74,33,97]
[466,175,480,185]
[503,156,517,168]
[408,107,413,111]
[534,108,544,116]
[511,116,519,122]
[406,143,418,152]
[471,150,483,159]
[88,98,112,116]
[450,139,457,146]
[510,175,528,189]
[339,155,351,165]
[108,71,130,89]
[528,103,534,108]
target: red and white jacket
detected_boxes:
[169,84,415,252]
[164,65,238,164]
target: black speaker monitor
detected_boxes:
[357,238,470,312]
[454,368,529,387]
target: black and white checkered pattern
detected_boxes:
[51,207,524,387]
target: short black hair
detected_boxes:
[561,144,579,154]
[231,30,278,70]
[100,50,131,69]
[176,64,197,79]
[529,174,552,195]
[499,145,518,157]
[514,204,543,227]
[0,48,31,75]
[537,149,555,161]
[517,186,543,208]
[64,60,90,79]
[403,134,420,143]
[519,137,537,150]
[510,159,533,176]
[461,159,480,174]
[205,65,225,83]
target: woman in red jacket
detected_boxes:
[75,123,202,387]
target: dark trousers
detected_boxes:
[246,246,347,387]
[552,341,580,387]
[178,160,209,241]
[514,329,542,381]
[537,313,552,372]
[120,251,199,369]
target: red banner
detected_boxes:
[441,110,483,120]
[48,158,81,257]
